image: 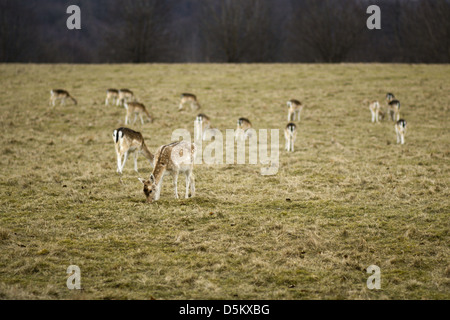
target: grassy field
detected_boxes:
[0,64,449,300]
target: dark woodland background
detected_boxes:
[1,0,449,63]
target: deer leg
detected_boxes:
[121,151,129,172]
[189,172,195,198]
[184,172,190,199]
[133,114,137,125]
[172,173,179,199]
[140,114,144,125]
[117,152,123,174]
[134,152,138,172]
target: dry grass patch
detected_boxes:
[0,63,449,300]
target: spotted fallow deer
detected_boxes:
[395,119,407,145]
[287,99,304,121]
[367,100,385,123]
[124,101,153,125]
[138,141,197,202]
[285,123,297,152]
[117,89,135,106]
[113,128,154,174]
[386,93,395,102]
[49,89,77,106]
[105,89,119,106]
[387,100,401,121]
[195,113,212,141]
[235,117,253,141]
[179,93,201,111]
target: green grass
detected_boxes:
[0,63,449,300]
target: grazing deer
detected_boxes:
[179,93,201,111]
[395,119,407,145]
[138,141,197,202]
[368,100,385,123]
[387,100,401,121]
[195,113,211,141]
[235,117,253,140]
[124,101,153,125]
[285,123,297,152]
[117,89,135,106]
[105,89,119,106]
[287,100,304,122]
[113,127,154,174]
[49,89,77,106]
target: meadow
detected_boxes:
[0,63,448,300]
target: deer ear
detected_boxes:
[138,178,146,184]
[150,174,155,184]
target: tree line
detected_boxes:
[1,0,449,63]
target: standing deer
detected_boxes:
[105,89,119,106]
[124,101,153,125]
[367,100,384,123]
[117,89,135,106]
[287,100,304,121]
[195,113,212,141]
[179,93,201,111]
[113,128,154,174]
[138,141,197,202]
[395,119,407,145]
[235,117,253,141]
[49,89,77,106]
[386,93,395,102]
[387,100,401,121]
[285,123,297,152]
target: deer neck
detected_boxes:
[152,164,167,186]
[141,143,154,163]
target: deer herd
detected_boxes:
[49,87,408,202]
[364,92,408,145]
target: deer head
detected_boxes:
[138,174,158,203]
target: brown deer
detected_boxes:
[195,113,212,141]
[49,89,77,106]
[179,93,201,111]
[138,141,197,202]
[395,119,407,145]
[124,101,153,125]
[235,117,253,141]
[366,100,385,123]
[287,100,304,121]
[117,89,135,106]
[285,123,297,152]
[105,89,119,106]
[113,128,154,174]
